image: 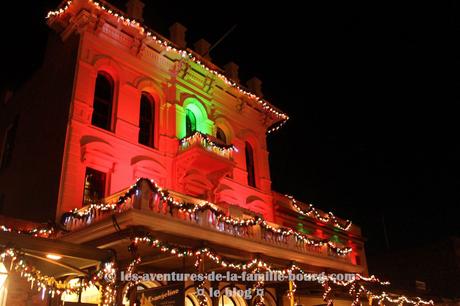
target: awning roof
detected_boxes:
[0,231,113,278]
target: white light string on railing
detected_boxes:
[61,178,352,256]
[286,195,352,231]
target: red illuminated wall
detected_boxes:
[47,1,275,221]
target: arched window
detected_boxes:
[185,296,197,306]
[218,295,236,306]
[245,141,256,188]
[138,92,155,147]
[216,127,227,144]
[92,72,114,131]
[218,286,247,306]
[185,109,197,136]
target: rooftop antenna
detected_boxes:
[203,24,238,58]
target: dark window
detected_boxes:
[138,92,155,147]
[216,127,227,144]
[0,116,19,170]
[245,141,256,188]
[91,72,114,131]
[83,168,107,205]
[185,109,196,136]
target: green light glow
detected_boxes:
[296,223,310,234]
[177,98,213,139]
[331,235,341,243]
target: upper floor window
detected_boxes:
[138,92,155,148]
[216,127,227,144]
[245,141,256,188]
[0,116,19,170]
[185,109,197,137]
[83,167,106,205]
[91,72,114,131]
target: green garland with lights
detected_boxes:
[286,195,353,231]
[61,178,353,256]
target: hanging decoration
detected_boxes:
[179,131,238,159]
[194,253,208,306]
[0,226,433,306]
[99,261,117,306]
[132,232,297,274]
[121,255,143,302]
[286,195,352,231]
[365,291,434,306]
[45,0,289,134]
[320,274,434,306]
[251,267,265,306]
[127,233,433,306]
[0,224,55,238]
[322,279,333,306]
[0,246,116,305]
[0,247,82,297]
[62,178,352,256]
[195,278,208,306]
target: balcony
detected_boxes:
[175,132,237,196]
[61,179,362,272]
[178,132,237,160]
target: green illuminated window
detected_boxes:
[185,109,196,136]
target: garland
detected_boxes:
[252,267,265,306]
[0,246,116,305]
[131,234,281,272]
[62,178,352,256]
[286,195,352,231]
[321,275,433,306]
[0,232,433,306]
[129,234,433,306]
[366,291,434,306]
[46,0,289,134]
[179,132,238,158]
[0,224,55,238]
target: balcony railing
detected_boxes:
[178,132,237,160]
[62,180,354,265]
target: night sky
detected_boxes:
[1,1,460,256]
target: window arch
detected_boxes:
[245,141,256,188]
[186,109,197,136]
[185,295,197,306]
[138,92,155,147]
[216,127,227,144]
[180,97,212,138]
[219,295,236,306]
[219,286,247,306]
[92,72,114,131]
[184,286,211,306]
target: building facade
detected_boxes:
[0,0,395,305]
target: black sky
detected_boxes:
[1,1,460,256]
